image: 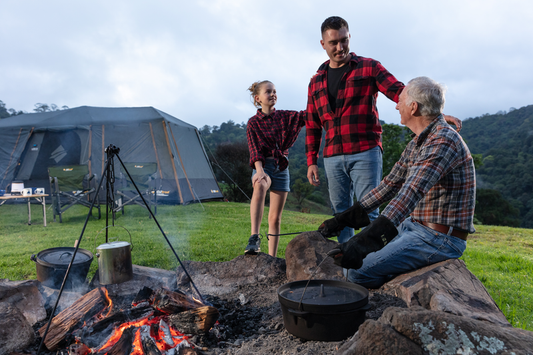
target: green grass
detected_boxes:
[1,201,532,331]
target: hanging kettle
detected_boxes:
[95,226,133,285]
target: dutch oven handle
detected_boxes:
[30,254,37,262]
[94,225,133,251]
[287,309,310,319]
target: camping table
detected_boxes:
[0,194,49,226]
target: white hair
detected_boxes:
[405,76,446,117]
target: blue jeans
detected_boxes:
[324,147,382,243]
[347,218,467,289]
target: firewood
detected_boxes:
[95,325,135,355]
[168,306,219,334]
[140,324,163,355]
[76,305,154,349]
[69,342,91,355]
[151,288,204,314]
[38,287,110,351]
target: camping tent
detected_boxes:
[0,106,223,204]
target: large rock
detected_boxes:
[0,279,46,325]
[341,306,533,354]
[379,259,509,326]
[284,231,344,282]
[176,253,286,295]
[337,319,424,355]
[0,302,35,355]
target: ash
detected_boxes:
[186,275,407,355]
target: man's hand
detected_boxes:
[327,215,398,269]
[307,165,320,186]
[318,202,371,238]
[444,114,462,132]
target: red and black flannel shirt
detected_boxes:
[305,53,404,166]
[247,108,306,171]
[360,115,476,233]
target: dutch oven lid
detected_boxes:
[97,241,130,249]
[37,247,93,265]
[278,279,368,313]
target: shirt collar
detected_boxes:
[414,114,444,146]
[255,107,276,119]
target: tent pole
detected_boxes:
[162,121,184,203]
[167,123,195,201]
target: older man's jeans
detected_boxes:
[324,147,382,244]
[347,218,467,289]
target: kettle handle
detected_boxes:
[94,225,133,251]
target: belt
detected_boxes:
[411,218,468,241]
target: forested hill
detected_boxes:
[460,105,533,228]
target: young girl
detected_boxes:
[245,80,306,257]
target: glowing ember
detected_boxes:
[94,313,189,354]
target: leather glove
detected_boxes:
[318,202,371,238]
[327,215,398,269]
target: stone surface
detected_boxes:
[0,279,46,325]
[90,264,177,298]
[284,231,344,282]
[383,306,533,354]
[0,302,35,355]
[380,259,510,326]
[176,253,286,296]
[337,319,424,355]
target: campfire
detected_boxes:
[39,286,219,354]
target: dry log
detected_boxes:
[168,306,219,334]
[151,288,204,314]
[38,287,110,351]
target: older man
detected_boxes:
[326,76,476,289]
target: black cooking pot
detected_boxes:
[31,247,93,290]
[278,279,370,341]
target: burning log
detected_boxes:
[75,305,154,349]
[38,287,110,351]
[140,325,163,355]
[168,306,219,334]
[151,288,204,314]
[95,325,135,355]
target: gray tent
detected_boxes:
[0,106,223,204]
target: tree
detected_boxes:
[211,141,252,202]
[33,103,69,113]
[475,189,520,227]
[292,178,315,208]
[381,123,411,177]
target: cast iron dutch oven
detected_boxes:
[31,247,93,290]
[277,279,370,341]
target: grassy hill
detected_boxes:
[461,105,533,228]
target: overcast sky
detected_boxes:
[1,0,532,128]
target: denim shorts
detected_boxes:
[251,159,290,192]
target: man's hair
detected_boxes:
[321,16,349,34]
[405,77,447,117]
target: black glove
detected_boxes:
[318,202,371,238]
[328,215,398,269]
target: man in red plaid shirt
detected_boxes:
[307,16,460,244]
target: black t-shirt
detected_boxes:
[327,64,352,112]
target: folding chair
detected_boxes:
[48,165,101,223]
[113,162,158,216]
